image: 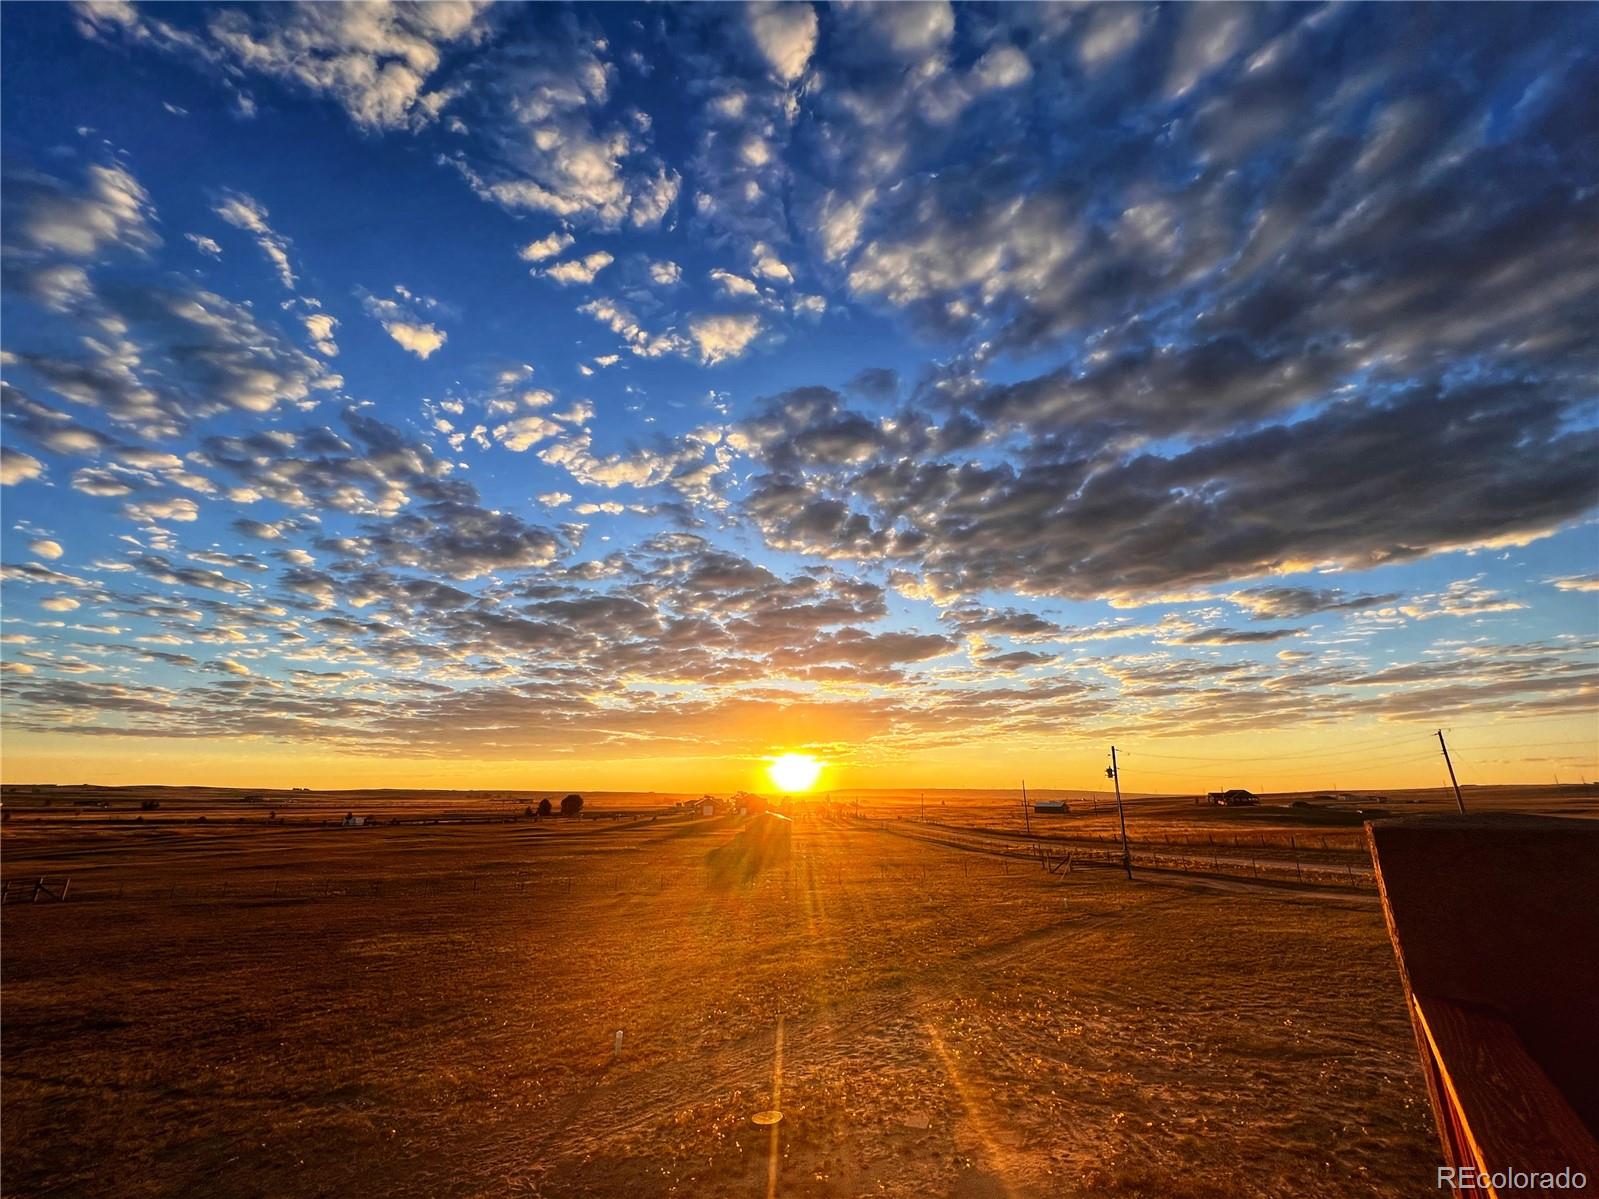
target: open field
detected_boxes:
[0,789,1511,1199]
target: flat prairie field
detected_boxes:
[2,809,1439,1198]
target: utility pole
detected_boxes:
[1022,780,1031,836]
[920,790,926,823]
[1107,746,1131,880]
[1436,730,1466,815]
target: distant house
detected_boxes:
[697,796,718,816]
[732,791,765,817]
[1207,789,1258,807]
[342,812,367,827]
[1033,799,1070,814]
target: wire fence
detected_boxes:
[866,818,1377,892]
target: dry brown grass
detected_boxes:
[3,807,1444,1197]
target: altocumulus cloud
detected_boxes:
[0,2,1593,770]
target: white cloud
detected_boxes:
[441,29,678,233]
[747,2,818,84]
[579,298,690,359]
[709,268,760,298]
[649,259,682,285]
[303,312,339,356]
[42,596,82,612]
[384,321,446,359]
[973,45,1032,91]
[1,448,45,485]
[1166,4,1249,99]
[29,539,65,560]
[751,242,793,283]
[628,163,681,228]
[1396,579,1527,620]
[519,231,574,262]
[538,431,672,488]
[1549,574,1599,593]
[363,288,446,358]
[845,1,953,58]
[186,232,223,257]
[124,496,200,523]
[689,314,763,365]
[493,415,562,452]
[740,135,773,168]
[1078,6,1145,71]
[10,162,158,259]
[203,2,493,131]
[14,263,92,312]
[214,190,296,289]
[71,469,133,497]
[816,190,874,262]
[542,251,614,285]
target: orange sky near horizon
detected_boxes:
[4,713,1595,795]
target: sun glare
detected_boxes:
[767,753,822,793]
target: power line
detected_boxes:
[1450,739,1599,750]
[1123,751,1440,781]
[1126,744,1440,770]
[1124,732,1421,763]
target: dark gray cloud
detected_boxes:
[941,605,1064,640]
[739,379,1598,601]
[342,494,565,582]
[1227,587,1402,621]
[1176,627,1298,646]
[830,5,1598,380]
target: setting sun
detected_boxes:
[767,753,822,793]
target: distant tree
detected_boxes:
[524,804,535,818]
[561,793,584,817]
[537,797,553,818]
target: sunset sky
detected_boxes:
[2,2,1595,794]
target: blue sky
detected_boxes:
[2,2,1595,791]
